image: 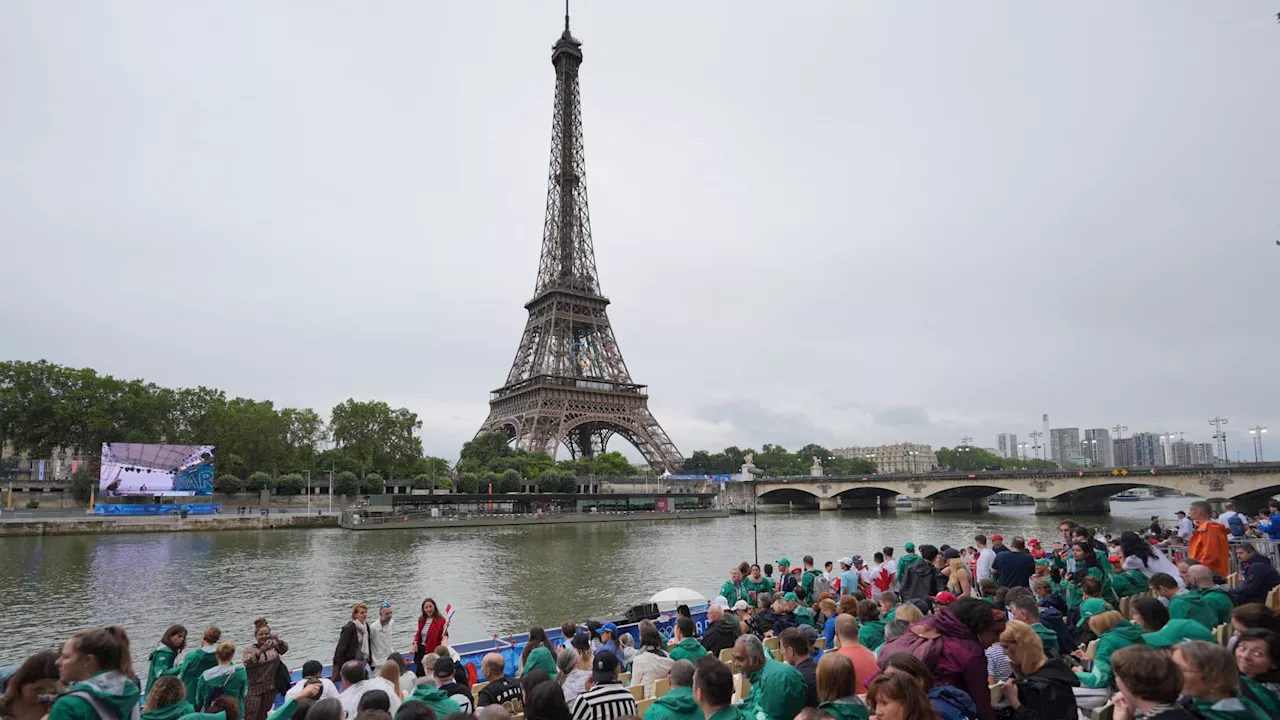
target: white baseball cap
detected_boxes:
[712,595,730,609]
[732,600,749,611]
[839,557,853,566]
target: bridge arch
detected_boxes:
[758,487,822,505]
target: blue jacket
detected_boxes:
[1230,554,1280,606]
[928,686,978,720]
[1262,512,1280,540]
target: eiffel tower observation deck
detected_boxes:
[478,9,684,473]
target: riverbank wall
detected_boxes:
[0,513,340,537]
[343,508,728,530]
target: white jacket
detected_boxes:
[367,618,396,667]
[629,650,674,698]
[286,677,340,701]
[338,677,402,720]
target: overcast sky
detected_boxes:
[3,2,1278,462]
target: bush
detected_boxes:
[213,475,242,494]
[276,474,305,496]
[363,473,385,495]
[438,476,452,491]
[245,471,276,492]
[25,499,39,509]
[334,471,360,497]
[413,474,435,490]
[499,468,522,493]
[538,469,574,493]
[479,471,500,493]
[70,467,96,504]
[455,472,478,494]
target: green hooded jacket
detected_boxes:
[800,569,823,598]
[669,638,708,663]
[642,686,702,720]
[858,620,886,651]
[1074,621,1144,689]
[194,666,247,711]
[411,682,464,717]
[146,646,179,697]
[743,576,774,601]
[1240,677,1280,717]
[49,671,142,720]
[737,657,806,720]
[1169,591,1218,629]
[1198,587,1234,626]
[705,706,752,720]
[177,648,219,708]
[895,554,921,577]
[818,700,869,720]
[522,646,558,679]
[720,582,748,607]
[1110,569,1150,598]
[177,712,226,720]
[178,698,299,720]
[1183,694,1271,720]
[143,700,195,720]
[794,607,817,629]
[1031,623,1060,658]
[1067,567,1112,610]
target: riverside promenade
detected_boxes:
[0,509,340,536]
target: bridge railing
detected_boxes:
[1162,537,1280,576]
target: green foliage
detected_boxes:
[455,472,479,494]
[413,474,435,490]
[363,473,385,495]
[681,444,877,476]
[537,468,576,493]
[479,471,500,493]
[213,475,242,494]
[555,451,639,477]
[499,468,521,493]
[25,499,39,509]
[934,445,1058,472]
[330,399,423,477]
[246,471,276,492]
[334,471,360,497]
[70,467,97,503]
[437,476,452,490]
[275,473,305,496]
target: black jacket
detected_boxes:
[794,658,818,708]
[900,561,946,602]
[333,621,370,675]
[750,611,777,639]
[1230,555,1280,606]
[1007,658,1080,720]
[701,618,741,658]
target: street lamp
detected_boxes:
[1250,426,1267,462]
[1081,438,1098,466]
[1018,442,1028,462]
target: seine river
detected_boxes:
[0,497,1189,669]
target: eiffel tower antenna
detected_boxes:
[477,10,684,473]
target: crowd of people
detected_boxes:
[3,500,1280,720]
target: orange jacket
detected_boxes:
[1189,520,1230,577]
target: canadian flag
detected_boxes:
[871,567,892,593]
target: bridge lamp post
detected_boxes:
[1081,438,1097,466]
[1250,426,1267,462]
[1018,443,1028,463]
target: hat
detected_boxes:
[943,548,961,560]
[851,555,864,565]
[790,566,802,574]
[904,542,915,552]
[1176,510,1186,516]
[570,632,590,650]
[600,622,618,636]
[1076,598,1110,626]
[782,592,799,602]
[1034,558,1051,566]
[713,595,731,610]
[839,557,853,566]
[590,650,620,682]
[1028,539,1040,546]
[776,558,791,566]
[798,625,819,642]
[732,600,749,611]
[1107,556,1121,563]
[433,657,456,677]
[990,534,1003,541]
[1141,618,1216,648]
[932,591,957,605]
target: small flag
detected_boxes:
[444,604,455,622]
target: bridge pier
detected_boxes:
[904,496,989,513]
[1034,496,1110,515]
[819,498,839,511]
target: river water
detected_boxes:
[0,497,1189,669]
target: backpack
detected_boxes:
[812,574,832,598]
[64,691,139,720]
[1227,513,1246,537]
[203,673,232,712]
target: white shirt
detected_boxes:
[882,558,899,591]
[1177,517,1194,541]
[976,548,996,582]
[286,678,340,701]
[367,617,396,667]
[338,677,402,720]
[1122,547,1185,589]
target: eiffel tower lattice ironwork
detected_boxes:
[477,11,684,473]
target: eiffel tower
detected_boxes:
[478,9,684,473]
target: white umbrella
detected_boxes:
[648,587,706,612]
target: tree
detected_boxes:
[499,468,522,493]
[479,471,501,493]
[334,471,360,497]
[413,474,435,490]
[459,432,514,468]
[330,399,424,477]
[590,451,637,477]
[246,471,276,492]
[276,474,305,496]
[363,473,385,495]
[455,472,479,494]
[214,475,242,494]
[538,468,574,493]
[70,467,96,504]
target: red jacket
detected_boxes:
[876,607,993,720]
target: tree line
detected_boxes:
[681,444,878,476]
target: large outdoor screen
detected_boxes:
[99,443,216,496]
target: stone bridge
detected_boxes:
[719,464,1280,514]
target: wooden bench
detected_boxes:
[636,698,655,714]
[628,685,645,701]
[653,678,670,698]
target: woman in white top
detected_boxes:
[628,623,674,698]
[1119,531,1185,588]
[556,636,592,703]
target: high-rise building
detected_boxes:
[1131,433,1166,466]
[1169,440,1195,466]
[1083,428,1113,467]
[1113,438,1135,467]
[833,443,938,474]
[1192,443,1216,465]
[1050,428,1081,467]
[1043,414,1052,461]
[997,433,1019,458]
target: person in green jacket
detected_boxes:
[147,625,188,697]
[1130,595,1215,649]
[689,656,750,720]
[732,635,805,720]
[642,660,701,720]
[895,543,921,578]
[720,568,748,608]
[815,653,869,720]
[194,643,248,712]
[1151,572,1218,630]
[1067,542,1118,610]
[177,628,222,708]
[48,627,142,720]
[1075,611,1144,689]
[142,676,195,720]
[1187,565,1234,626]
[519,628,558,679]
[179,689,316,720]
[742,565,774,606]
[409,679,464,717]
[799,556,823,600]
[1109,567,1150,598]
[856,601,886,652]
[793,593,817,630]
[1234,629,1280,717]
[1172,641,1273,720]
[669,618,708,663]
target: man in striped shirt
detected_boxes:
[569,650,637,720]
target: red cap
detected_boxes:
[1028,538,1040,545]
[932,591,957,605]
[790,566,802,573]
[1108,556,1121,563]
[990,534,1003,541]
